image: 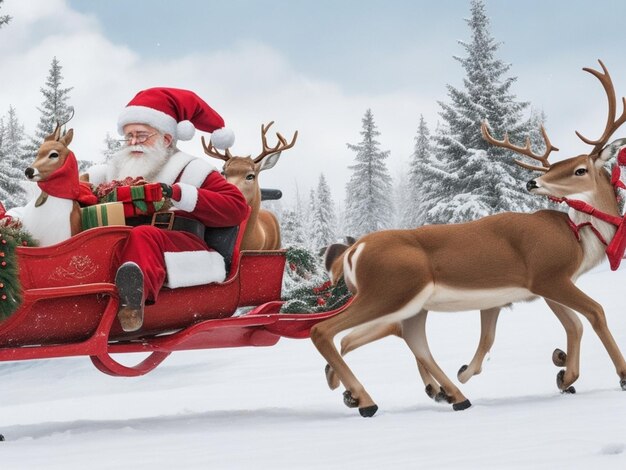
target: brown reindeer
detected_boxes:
[17,123,83,246]
[202,121,297,250]
[314,60,626,417]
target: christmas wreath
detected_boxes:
[0,226,38,321]
[280,247,352,314]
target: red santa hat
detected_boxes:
[117,87,235,149]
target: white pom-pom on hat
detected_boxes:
[211,127,235,150]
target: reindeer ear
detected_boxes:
[256,151,282,172]
[598,137,626,164]
[60,128,74,147]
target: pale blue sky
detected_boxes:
[67,0,625,95]
[5,0,626,203]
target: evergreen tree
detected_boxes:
[281,208,307,247]
[344,109,393,237]
[22,57,74,165]
[0,0,11,28]
[305,188,317,250]
[405,115,452,227]
[310,173,336,250]
[0,107,28,208]
[428,0,546,223]
[393,167,411,229]
[102,132,122,162]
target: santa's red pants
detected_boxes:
[120,225,210,303]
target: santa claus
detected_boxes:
[86,87,248,332]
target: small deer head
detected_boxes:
[26,123,74,182]
[202,121,298,205]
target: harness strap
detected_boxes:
[566,218,609,245]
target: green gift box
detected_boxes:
[81,202,126,230]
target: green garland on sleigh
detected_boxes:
[280,247,352,314]
[0,227,38,321]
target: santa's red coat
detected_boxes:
[89,151,248,302]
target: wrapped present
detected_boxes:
[100,183,166,217]
[81,202,126,230]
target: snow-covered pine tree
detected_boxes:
[428,0,547,224]
[102,132,122,162]
[305,188,317,250]
[21,57,74,165]
[0,0,10,28]
[344,109,393,237]
[0,107,28,208]
[404,115,454,227]
[310,173,336,250]
[393,166,411,229]
[281,208,307,247]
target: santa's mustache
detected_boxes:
[125,144,147,154]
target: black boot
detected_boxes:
[115,262,144,332]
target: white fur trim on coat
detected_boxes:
[154,151,217,186]
[172,182,198,212]
[164,250,226,288]
[178,157,216,187]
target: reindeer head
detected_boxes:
[202,121,298,205]
[482,60,626,205]
[26,123,74,182]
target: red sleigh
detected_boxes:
[0,211,348,377]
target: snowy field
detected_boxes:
[1,263,626,469]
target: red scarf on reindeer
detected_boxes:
[36,151,98,206]
[563,147,626,270]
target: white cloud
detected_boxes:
[6,0,626,209]
[0,0,432,206]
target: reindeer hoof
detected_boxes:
[343,390,359,408]
[359,405,379,417]
[556,369,576,393]
[325,364,340,390]
[435,388,452,404]
[457,364,468,379]
[452,399,472,411]
[620,379,626,391]
[552,348,567,367]
[425,384,450,403]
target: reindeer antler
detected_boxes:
[575,60,626,155]
[253,121,298,164]
[481,121,559,172]
[201,135,234,162]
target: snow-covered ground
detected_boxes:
[1,263,626,469]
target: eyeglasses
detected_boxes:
[119,132,158,145]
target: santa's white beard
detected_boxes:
[109,139,170,182]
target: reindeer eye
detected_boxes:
[49,152,59,159]
[246,174,255,181]
[574,168,588,176]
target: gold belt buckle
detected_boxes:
[151,211,175,230]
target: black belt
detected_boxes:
[127,213,206,240]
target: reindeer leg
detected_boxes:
[402,311,471,411]
[325,316,448,403]
[324,322,402,390]
[311,299,384,417]
[544,299,582,394]
[533,280,626,391]
[457,307,501,384]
